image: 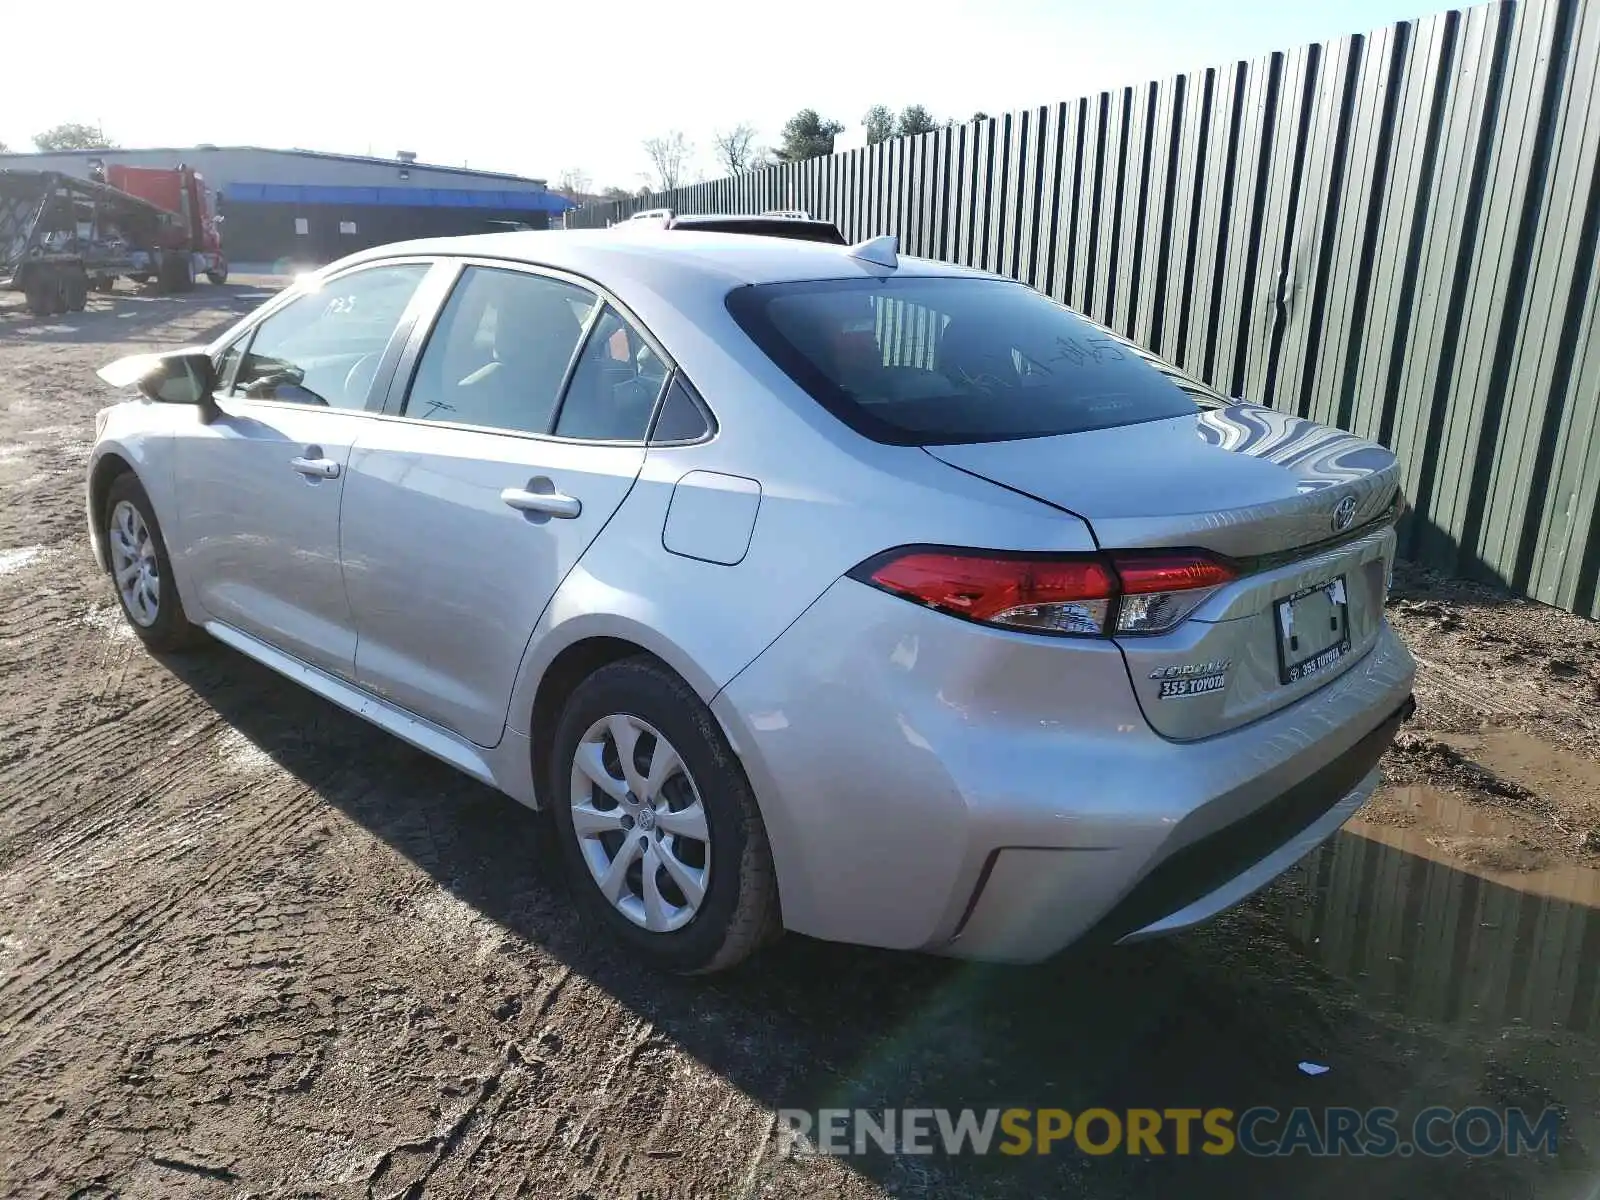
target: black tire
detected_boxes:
[49,278,70,315]
[65,272,89,311]
[156,254,192,294]
[102,473,205,652]
[24,272,52,316]
[549,658,778,973]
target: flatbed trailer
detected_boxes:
[0,169,187,316]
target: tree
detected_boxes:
[971,111,991,123]
[33,122,116,151]
[642,131,691,191]
[602,185,632,201]
[711,123,760,175]
[556,167,592,199]
[895,106,938,138]
[0,140,8,154]
[777,109,844,162]
[863,105,895,146]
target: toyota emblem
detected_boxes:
[1331,495,1358,532]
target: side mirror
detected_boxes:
[97,349,218,412]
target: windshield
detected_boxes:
[725,276,1207,445]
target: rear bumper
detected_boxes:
[1104,694,1413,943]
[714,578,1416,960]
[962,694,1413,958]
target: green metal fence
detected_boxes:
[571,0,1600,618]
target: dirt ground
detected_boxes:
[0,285,1597,1199]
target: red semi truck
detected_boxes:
[98,163,227,290]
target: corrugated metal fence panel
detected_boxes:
[1489,0,1600,609]
[568,0,1600,618]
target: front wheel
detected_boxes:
[550,658,779,973]
[103,473,205,652]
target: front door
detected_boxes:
[340,263,667,745]
[172,261,432,677]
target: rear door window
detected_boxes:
[725,276,1206,445]
[552,305,669,442]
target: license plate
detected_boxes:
[1275,576,1351,685]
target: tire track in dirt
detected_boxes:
[0,674,216,870]
[0,724,344,1046]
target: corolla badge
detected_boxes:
[1331,494,1358,532]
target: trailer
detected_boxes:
[0,168,230,316]
[0,169,181,315]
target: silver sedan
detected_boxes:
[86,229,1416,973]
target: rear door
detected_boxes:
[340,261,669,746]
[173,260,436,677]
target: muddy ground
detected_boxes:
[0,285,1596,1199]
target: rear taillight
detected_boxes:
[855,550,1118,635]
[1110,552,1236,634]
[852,547,1236,637]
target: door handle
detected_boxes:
[501,485,581,519]
[290,456,341,479]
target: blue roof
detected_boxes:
[1,144,549,186]
[222,182,574,214]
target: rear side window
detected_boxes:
[649,377,713,443]
[725,277,1202,445]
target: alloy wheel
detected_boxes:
[568,713,710,933]
[109,499,160,627]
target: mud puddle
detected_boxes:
[1285,788,1600,1032]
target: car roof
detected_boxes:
[331,227,990,290]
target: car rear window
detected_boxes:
[672,217,846,244]
[724,276,1202,445]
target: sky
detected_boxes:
[6,0,1454,190]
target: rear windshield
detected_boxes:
[725,276,1204,445]
[673,217,846,245]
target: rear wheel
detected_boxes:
[65,271,88,311]
[550,658,778,973]
[24,271,52,316]
[157,253,193,294]
[103,473,204,651]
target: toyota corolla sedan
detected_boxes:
[87,229,1415,973]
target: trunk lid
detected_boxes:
[926,402,1403,740]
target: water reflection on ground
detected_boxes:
[1283,791,1600,1033]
